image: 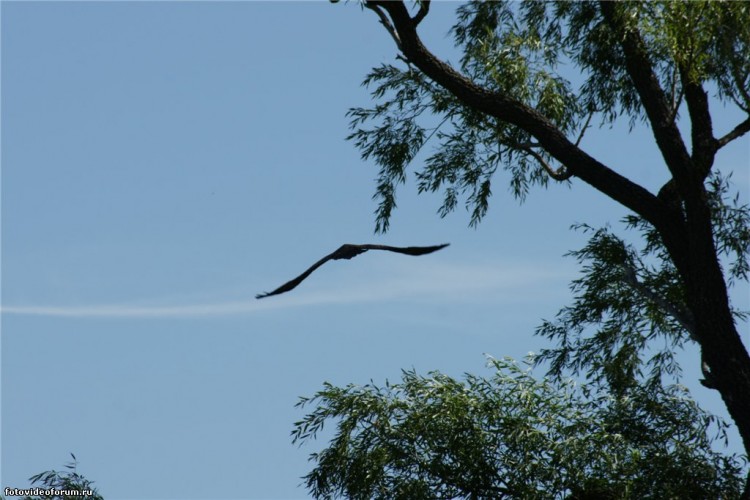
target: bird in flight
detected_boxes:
[256,243,449,299]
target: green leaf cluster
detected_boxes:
[4,454,104,500]
[293,357,744,499]
[536,171,749,394]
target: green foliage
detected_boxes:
[347,1,750,231]
[293,357,744,499]
[535,223,687,394]
[642,2,750,109]
[301,0,750,497]
[535,171,750,394]
[2,454,104,500]
[704,173,750,286]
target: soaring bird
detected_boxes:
[256,243,449,299]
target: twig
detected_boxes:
[365,2,402,52]
[620,263,696,340]
[508,140,571,181]
[574,111,594,147]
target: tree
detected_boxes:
[293,357,744,498]
[295,0,750,496]
[0,454,104,500]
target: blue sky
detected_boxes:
[1,2,748,499]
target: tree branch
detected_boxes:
[364,0,678,234]
[599,2,693,183]
[412,0,430,26]
[728,57,750,114]
[656,179,682,212]
[619,263,721,389]
[667,87,685,127]
[681,67,718,171]
[717,117,750,148]
[574,111,594,148]
[365,3,402,51]
[620,263,696,340]
[657,75,724,210]
[667,64,684,125]
[508,141,571,181]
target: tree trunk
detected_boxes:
[682,233,750,456]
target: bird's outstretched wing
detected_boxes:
[356,243,450,256]
[255,250,340,300]
[255,243,449,299]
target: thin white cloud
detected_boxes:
[1,259,575,318]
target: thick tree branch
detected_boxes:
[412,0,430,26]
[717,117,750,148]
[657,75,721,208]
[656,180,682,213]
[599,3,693,183]
[599,2,724,300]
[681,68,718,172]
[364,0,679,235]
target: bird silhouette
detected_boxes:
[256,243,449,299]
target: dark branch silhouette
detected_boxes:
[256,243,449,299]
